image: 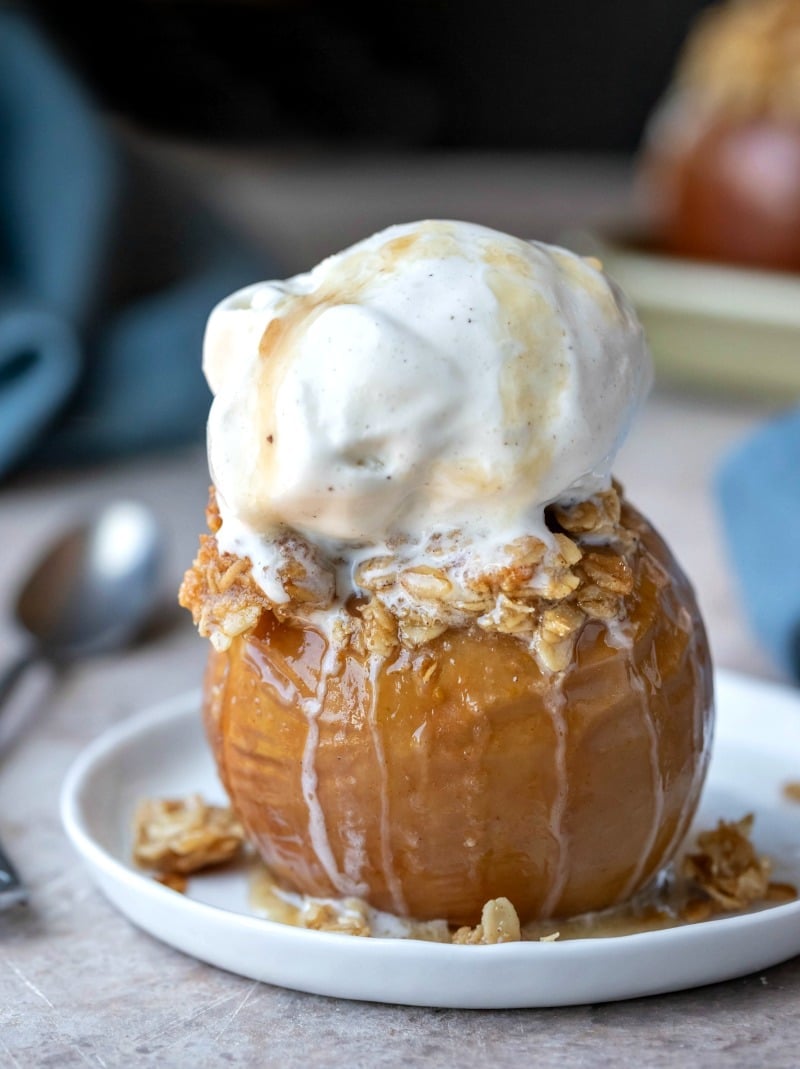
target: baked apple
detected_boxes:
[180,220,714,926]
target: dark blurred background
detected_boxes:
[22,0,714,152]
[0,0,726,480]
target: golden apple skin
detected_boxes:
[202,504,714,925]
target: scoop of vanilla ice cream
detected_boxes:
[205,220,652,554]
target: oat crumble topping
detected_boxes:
[154,872,188,894]
[132,794,245,876]
[783,781,800,804]
[452,897,522,945]
[179,483,638,672]
[681,813,796,918]
[300,900,372,938]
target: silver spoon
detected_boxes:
[2,500,163,698]
[0,500,163,907]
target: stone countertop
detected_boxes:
[1,148,800,1067]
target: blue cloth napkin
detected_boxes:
[716,405,800,683]
[0,10,277,478]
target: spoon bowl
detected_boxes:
[1,500,163,712]
[16,501,163,662]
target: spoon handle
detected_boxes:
[0,649,38,716]
[0,837,27,909]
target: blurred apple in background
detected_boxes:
[638,0,800,274]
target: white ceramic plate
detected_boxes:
[564,230,800,401]
[60,669,800,1009]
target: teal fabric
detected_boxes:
[0,296,80,465]
[716,405,800,683]
[0,10,275,477]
